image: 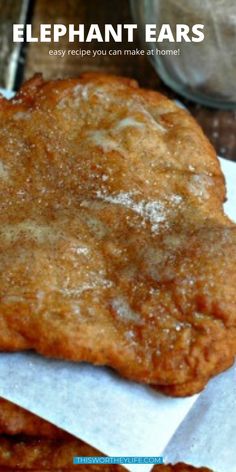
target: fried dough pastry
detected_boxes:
[0,433,213,471]
[0,398,67,439]
[0,73,236,396]
[0,435,114,470]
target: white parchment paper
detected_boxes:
[0,354,197,472]
[164,362,236,472]
[0,86,235,472]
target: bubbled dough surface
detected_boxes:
[0,73,236,396]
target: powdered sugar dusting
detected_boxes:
[1,221,60,243]
[96,190,167,233]
[73,246,90,256]
[112,297,142,324]
[61,278,113,299]
[0,161,9,181]
[57,83,89,109]
[72,83,89,100]
[188,175,212,199]
[88,131,123,153]
[140,106,167,133]
[170,195,183,204]
[115,117,144,130]
[13,111,31,121]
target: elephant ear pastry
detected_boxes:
[0,72,235,396]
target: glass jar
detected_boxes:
[130,0,236,109]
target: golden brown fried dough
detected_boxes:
[0,398,67,439]
[0,73,236,396]
[0,436,212,471]
[0,435,119,470]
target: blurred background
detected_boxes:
[0,0,235,161]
